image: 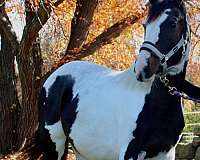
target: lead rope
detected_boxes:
[160,76,200,104]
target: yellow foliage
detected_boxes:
[17,0,199,87]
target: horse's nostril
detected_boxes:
[143,66,152,79]
[136,73,143,82]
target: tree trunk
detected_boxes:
[14,0,43,148]
[0,1,21,154]
[16,35,42,148]
[0,0,64,154]
[0,31,20,154]
[66,0,98,54]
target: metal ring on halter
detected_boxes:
[168,87,178,95]
[160,76,169,87]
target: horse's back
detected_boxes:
[44,61,111,91]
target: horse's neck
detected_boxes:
[183,80,200,99]
[150,72,186,108]
[121,65,154,90]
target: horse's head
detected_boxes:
[134,0,191,82]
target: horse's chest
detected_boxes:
[69,84,149,159]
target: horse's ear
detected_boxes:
[176,0,183,4]
[144,0,166,6]
[144,0,155,6]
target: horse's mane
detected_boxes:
[147,0,186,24]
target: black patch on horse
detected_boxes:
[39,127,58,160]
[183,80,200,100]
[38,75,79,159]
[37,87,58,160]
[61,94,79,134]
[124,75,185,160]
[44,75,78,125]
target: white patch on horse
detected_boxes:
[134,10,170,77]
[145,10,170,43]
[45,121,66,160]
[143,0,150,6]
[149,147,175,160]
[134,50,150,78]
[143,0,164,6]
[138,151,146,160]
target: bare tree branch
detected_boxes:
[66,0,99,54]
[41,11,146,82]
[191,27,200,39]
[20,0,65,50]
[62,13,144,64]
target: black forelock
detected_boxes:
[147,0,186,24]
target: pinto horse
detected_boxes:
[37,0,192,159]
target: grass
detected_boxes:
[183,102,200,135]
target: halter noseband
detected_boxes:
[139,22,190,76]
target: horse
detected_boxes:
[37,0,192,159]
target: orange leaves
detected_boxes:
[80,0,143,70]
[85,26,137,70]
[38,0,200,84]
[87,0,142,41]
[185,0,200,85]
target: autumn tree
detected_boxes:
[0,0,200,159]
[0,0,145,157]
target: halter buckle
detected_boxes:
[173,46,179,53]
[160,56,168,65]
[184,40,187,46]
[182,40,188,55]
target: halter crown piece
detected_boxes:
[140,15,190,77]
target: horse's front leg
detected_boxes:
[119,144,129,160]
[44,121,67,160]
[119,144,146,160]
[119,145,146,160]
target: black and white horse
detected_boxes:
[37,0,192,159]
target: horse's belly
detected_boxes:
[69,106,120,160]
[70,134,119,160]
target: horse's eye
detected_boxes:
[170,17,178,28]
[171,22,177,28]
